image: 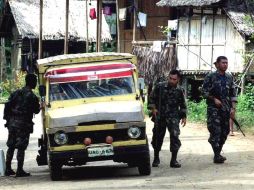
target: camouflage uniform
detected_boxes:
[202,71,237,152]
[148,81,187,152]
[5,87,40,172]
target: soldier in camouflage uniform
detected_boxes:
[148,70,187,168]
[4,74,40,177]
[202,56,237,164]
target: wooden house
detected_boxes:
[116,0,178,87]
[0,0,111,80]
[157,0,254,99]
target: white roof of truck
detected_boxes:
[37,52,135,65]
[37,52,136,74]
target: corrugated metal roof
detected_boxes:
[156,0,222,7]
[8,0,112,41]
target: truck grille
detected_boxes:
[49,128,145,147]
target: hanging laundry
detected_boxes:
[103,6,112,16]
[152,41,162,52]
[90,8,97,20]
[119,8,127,21]
[137,12,147,27]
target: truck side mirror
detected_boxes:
[138,78,145,90]
[138,78,145,102]
[39,85,46,97]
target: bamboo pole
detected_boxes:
[38,0,43,59]
[64,0,69,54]
[116,0,120,52]
[96,0,102,52]
[132,0,137,43]
[86,0,89,52]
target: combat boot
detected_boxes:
[16,151,31,177]
[170,151,181,168]
[218,145,227,161]
[5,167,16,176]
[213,147,225,164]
[152,151,160,167]
[214,155,225,164]
[5,148,15,176]
[16,169,31,177]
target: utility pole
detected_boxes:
[86,0,89,52]
[96,0,102,52]
[116,0,120,52]
[64,0,69,54]
[132,0,138,43]
[38,0,43,59]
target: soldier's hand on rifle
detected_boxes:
[214,98,222,108]
[181,118,186,127]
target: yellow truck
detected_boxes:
[36,52,151,180]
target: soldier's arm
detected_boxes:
[32,95,40,114]
[201,73,215,101]
[179,88,187,119]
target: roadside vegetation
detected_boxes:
[0,72,39,102]
[187,84,254,129]
[144,83,254,131]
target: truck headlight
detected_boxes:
[54,131,68,145]
[128,126,141,139]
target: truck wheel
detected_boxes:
[49,161,62,181]
[138,153,151,175]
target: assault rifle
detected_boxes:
[212,95,245,137]
[232,118,246,137]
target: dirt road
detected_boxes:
[0,104,253,190]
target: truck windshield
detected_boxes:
[49,76,135,101]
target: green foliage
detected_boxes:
[158,25,171,37]
[143,101,150,116]
[0,72,39,102]
[187,84,254,128]
[1,72,26,99]
[237,84,254,112]
[187,100,207,123]
[236,83,254,129]
[101,40,117,52]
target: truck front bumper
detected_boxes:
[48,144,149,166]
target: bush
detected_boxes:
[187,83,254,128]
[236,84,254,128]
[0,72,36,102]
[187,99,207,123]
[143,101,150,116]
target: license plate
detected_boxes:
[87,146,114,157]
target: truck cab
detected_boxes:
[36,53,151,180]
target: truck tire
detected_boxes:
[138,137,151,176]
[138,152,151,175]
[49,160,62,181]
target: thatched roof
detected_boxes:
[156,0,222,7]
[8,0,112,41]
[225,2,254,36]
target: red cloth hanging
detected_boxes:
[90,8,97,19]
[103,6,112,15]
